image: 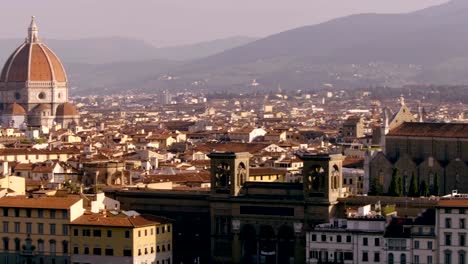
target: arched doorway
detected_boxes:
[240,225,257,264]
[259,225,276,264]
[277,225,295,264]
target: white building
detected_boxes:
[437,191,468,264]
[307,204,387,264]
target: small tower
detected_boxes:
[298,153,345,226]
[208,152,251,196]
[299,153,345,204]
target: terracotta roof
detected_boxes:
[4,103,26,115]
[0,196,81,209]
[388,122,468,138]
[438,199,468,208]
[56,102,79,116]
[249,167,287,176]
[71,212,163,227]
[0,42,66,82]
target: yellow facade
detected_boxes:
[70,213,172,264]
[0,196,84,263]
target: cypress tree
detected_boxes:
[370,177,384,196]
[408,172,419,197]
[420,180,429,197]
[388,168,402,197]
[433,173,440,196]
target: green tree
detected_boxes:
[420,180,429,197]
[432,173,440,196]
[370,177,384,196]
[388,168,403,197]
[408,172,419,197]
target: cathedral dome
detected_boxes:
[56,102,79,116]
[0,16,67,83]
[4,103,26,115]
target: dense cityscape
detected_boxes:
[0,2,468,264]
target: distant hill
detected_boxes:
[4,0,468,95]
[0,36,256,65]
[156,0,468,92]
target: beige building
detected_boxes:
[0,196,85,263]
[70,211,172,264]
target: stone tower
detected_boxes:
[207,152,251,196]
[298,153,345,225]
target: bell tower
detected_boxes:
[298,153,346,226]
[208,152,251,196]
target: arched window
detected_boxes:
[388,253,394,264]
[400,253,406,264]
[38,239,44,253]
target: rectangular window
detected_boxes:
[461,219,466,229]
[145,229,147,236]
[38,223,44,235]
[460,251,466,264]
[150,228,153,235]
[321,235,326,242]
[125,230,130,238]
[157,227,159,234]
[374,252,380,262]
[3,238,8,250]
[50,210,56,219]
[3,208,8,217]
[62,225,68,236]
[344,252,353,260]
[123,249,132,256]
[428,241,433,249]
[138,230,141,237]
[461,209,466,214]
[26,222,32,234]
[14,208,20,217]
[73,247,79,254]
[414,240,420,249]
[3,222,8,233]
[346,236,351,243]
[337,235,342,243]
[445,209,452,214]
[446,218,452,228]
[73,229,78,236]
[62,210,68,219]
[37,209,43,218]
[50,224,56,235]
[93,247,101,255]
[428,255,433,264]
[374,238,380,246]
[168,225,171,232]
[363,237,368,246]
[107,230,112,237]
[362,252,368,262]
[82,229,90,237]
[445,233,452,246]
[460,233,466,246]
[26,209,31,218]
[414,255,420,264]
[105,248,114,256]
[312,234,316,241]
[93,230,101,237]
[14,222,20,233]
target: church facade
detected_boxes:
[0,17,79,129]
[368,100,468,195]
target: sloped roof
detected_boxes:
[388,122,468,138]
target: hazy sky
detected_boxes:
[0,0,449,47]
